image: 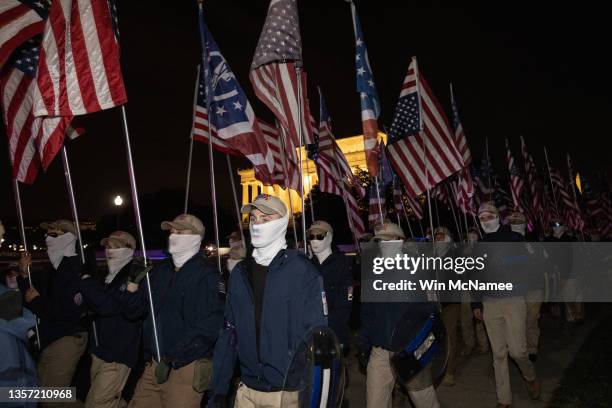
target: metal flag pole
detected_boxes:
[433,195,440,227]
[448,195,463,241]
[227,155,246,246]
[184,65,201,214]
[463,210,470,240]
[277,123,299,247]
[374,175,385,226]
[197,0,222,272]
[331,152,361,253]
[305,157,315,222]
[12,179,41,349]
[543,147,560,214]
[60,146,98,347]
[485,137,492,202]
[119,105,161,362]
[295,67,308,253]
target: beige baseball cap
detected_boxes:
[478,201,499,217]
[40,219,77,234]
[240,194,287,217]
[374,222,405,240]
[101,231,137,249]
[434,226,451,238]
[507,211,527,225]
[161,214,205,237]
[307,220,333,235]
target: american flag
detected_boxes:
[194,18,275,185]
[349,1,381,177]
[432,181,453,210]
[505,139,524,211]
[386,57,464,197]
[449,84,474,214]
[0,0,48,69]
[32,0,126,117]
[1,37,74,183]
[493,178,513,222]
[249,0,313,177]
[368,177,386,231]
[520,135,542,216]
[449,84,471,165]
[549,166,584,231]
[406,191,424,220]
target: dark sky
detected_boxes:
[2,0,611,224]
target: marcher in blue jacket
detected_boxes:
[17,220,91,393]
[209,194,327,407]
[80,231,142,408]
[119,214,224,408]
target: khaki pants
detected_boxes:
[38,333,88,408]
[460,293,489,352]
[234,383,298,408]
[441,304,460,376]
[128,361,201,408]
[85,355,131,408]
[483,297,536,405]
[366,346,440,408]
[525,290,543,355]
[561,278,585,322]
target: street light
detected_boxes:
[114,195,124,230]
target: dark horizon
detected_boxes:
[2,0,611,226]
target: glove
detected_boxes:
[129,258,153,284]
[358,350,370,375]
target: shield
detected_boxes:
[281,326,345,408]
[389,303,448,387]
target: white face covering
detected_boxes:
[511,223,527,236]
[310,233,333,264]
[434,236,452,256]
[250,215,288,266]
[480,217,500,234]
[46,232,77,269]
[168,234,202,269]
[379,239,404,258]
[105,248,134,284]
[552,225,565,238]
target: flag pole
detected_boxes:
[295,66,308,253]
[543,147,560,214]
[374,175,385,226]
[331,150,361,253]
[197,0,222,271]
[485,137,492,201]
[60,146,99,347]
[305,157,315,222]
[227,155,246,246]
[184,65,201,214]
[119,105,161,362]
[12,179,41,349]
[277,123,299,247]
[448,194,463,241]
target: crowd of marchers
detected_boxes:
[0,194,593,408]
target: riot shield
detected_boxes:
[389,303,448,388]
[281,326,345,408]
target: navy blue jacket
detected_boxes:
[311,251,352,347]
[18,254,89,348]
[210,249,327,396]
[80,262,141,368]
[119,253,224,368]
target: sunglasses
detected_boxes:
[307,233,326,241]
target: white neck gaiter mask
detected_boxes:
[511,223,527,236]
[46,232,77,269]
[379,240,404,258]
[311,233,333,264]
[250,216,288,266]
[434,236,452,256]
[105,248,134,284]
[480,217,500,234]
[168,234,202,269]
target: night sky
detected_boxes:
[1,0,611,225]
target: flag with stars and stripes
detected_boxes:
[548,165,584,231]
[386,57,464,197]
[349,1,381,177]
[520,135,542,217]
[0,0,48,70]
[1,37,76,183]
[193,18,275,185]
[249,0,313,175]
[32,0,126,117]
[505,139,524,211]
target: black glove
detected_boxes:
[129,257,153,284]
[358,350,370,375]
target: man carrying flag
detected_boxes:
[349,0,381,176]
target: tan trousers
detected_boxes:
[128,361,201,408]
[85,355,131,408]
[525,290,543,355]
[483,297,537,405]
[460,293,489,352]
[366,346,440,408]
[561,278,585,322]
[38,333,88,408]
[234,383,298,408]
[441,304,460,375]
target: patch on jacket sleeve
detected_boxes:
[322,291,328,316]
[347,286,353,302]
